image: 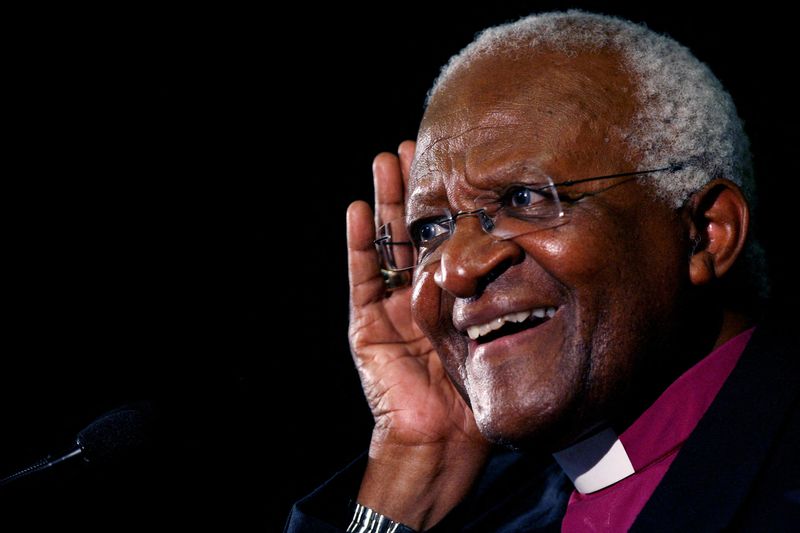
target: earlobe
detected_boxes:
[689,248,716,286]
[686,179,750,287]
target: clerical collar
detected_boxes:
[553,427,635,494]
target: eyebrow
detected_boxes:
[470,159,549,187]
[407,183,444,211]
[406,159,551,215]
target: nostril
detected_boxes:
[476,258,513,295]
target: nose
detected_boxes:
[435,217,523,298]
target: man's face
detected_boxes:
[408,50,690,448]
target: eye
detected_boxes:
[506,186,546,207]
[417,221,448,243]
[410,218,451,245]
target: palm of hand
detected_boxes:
[347,142,483,449]
[351,286,479,447]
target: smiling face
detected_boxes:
[408,49,694,449]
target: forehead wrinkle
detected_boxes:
[415,123,522,166]
[413,63,627,214]
[464,158,551,190]
[411,120,533,211]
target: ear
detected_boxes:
[686,179,750,287]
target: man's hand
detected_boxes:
[346,141,489,530]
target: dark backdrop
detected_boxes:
[3,2,797,530]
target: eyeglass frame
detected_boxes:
[374,163,684,288]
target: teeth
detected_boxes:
[466,307,557,341]
[513,310,532,322]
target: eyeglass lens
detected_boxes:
[377,175,564,272]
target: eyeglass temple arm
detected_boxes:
[556,164,682,188]
[374,164,684,245]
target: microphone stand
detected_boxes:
[0,445,83,487]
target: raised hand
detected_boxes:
[346,141,489,529]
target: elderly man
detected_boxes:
[287,11,797,532]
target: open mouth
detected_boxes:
[468,307,557,345]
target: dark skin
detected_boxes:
[346,48,751,530]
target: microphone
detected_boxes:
[0,403,152,488]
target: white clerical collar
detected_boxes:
[552,427,635,494]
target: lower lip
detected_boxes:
[468,311,560,363]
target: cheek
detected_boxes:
[526,206,672,295]
[525,222,620,289]
[526,206,685,380]
[410,270,439,333]
[522,211,672,357]
[411,270,469,388]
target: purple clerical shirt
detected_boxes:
[560,327,756,532]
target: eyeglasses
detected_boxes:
[375,164,681,289]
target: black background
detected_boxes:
[3,2,797,530]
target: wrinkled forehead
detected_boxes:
[408,48,640,209]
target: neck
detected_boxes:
[713,308,752,349]
[610,305,752,435]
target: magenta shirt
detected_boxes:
[561,328,756,532]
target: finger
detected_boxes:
[347,200,385,308]
[373,152,405,228]
[398,140,416,192]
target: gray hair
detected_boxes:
[427,10,768,300]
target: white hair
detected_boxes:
[427,10,768,299]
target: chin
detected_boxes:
[469,388,585,452]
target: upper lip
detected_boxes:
[453,301,558,333]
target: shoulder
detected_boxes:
[633,320,799,531]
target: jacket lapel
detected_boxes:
[631,323,799,531]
